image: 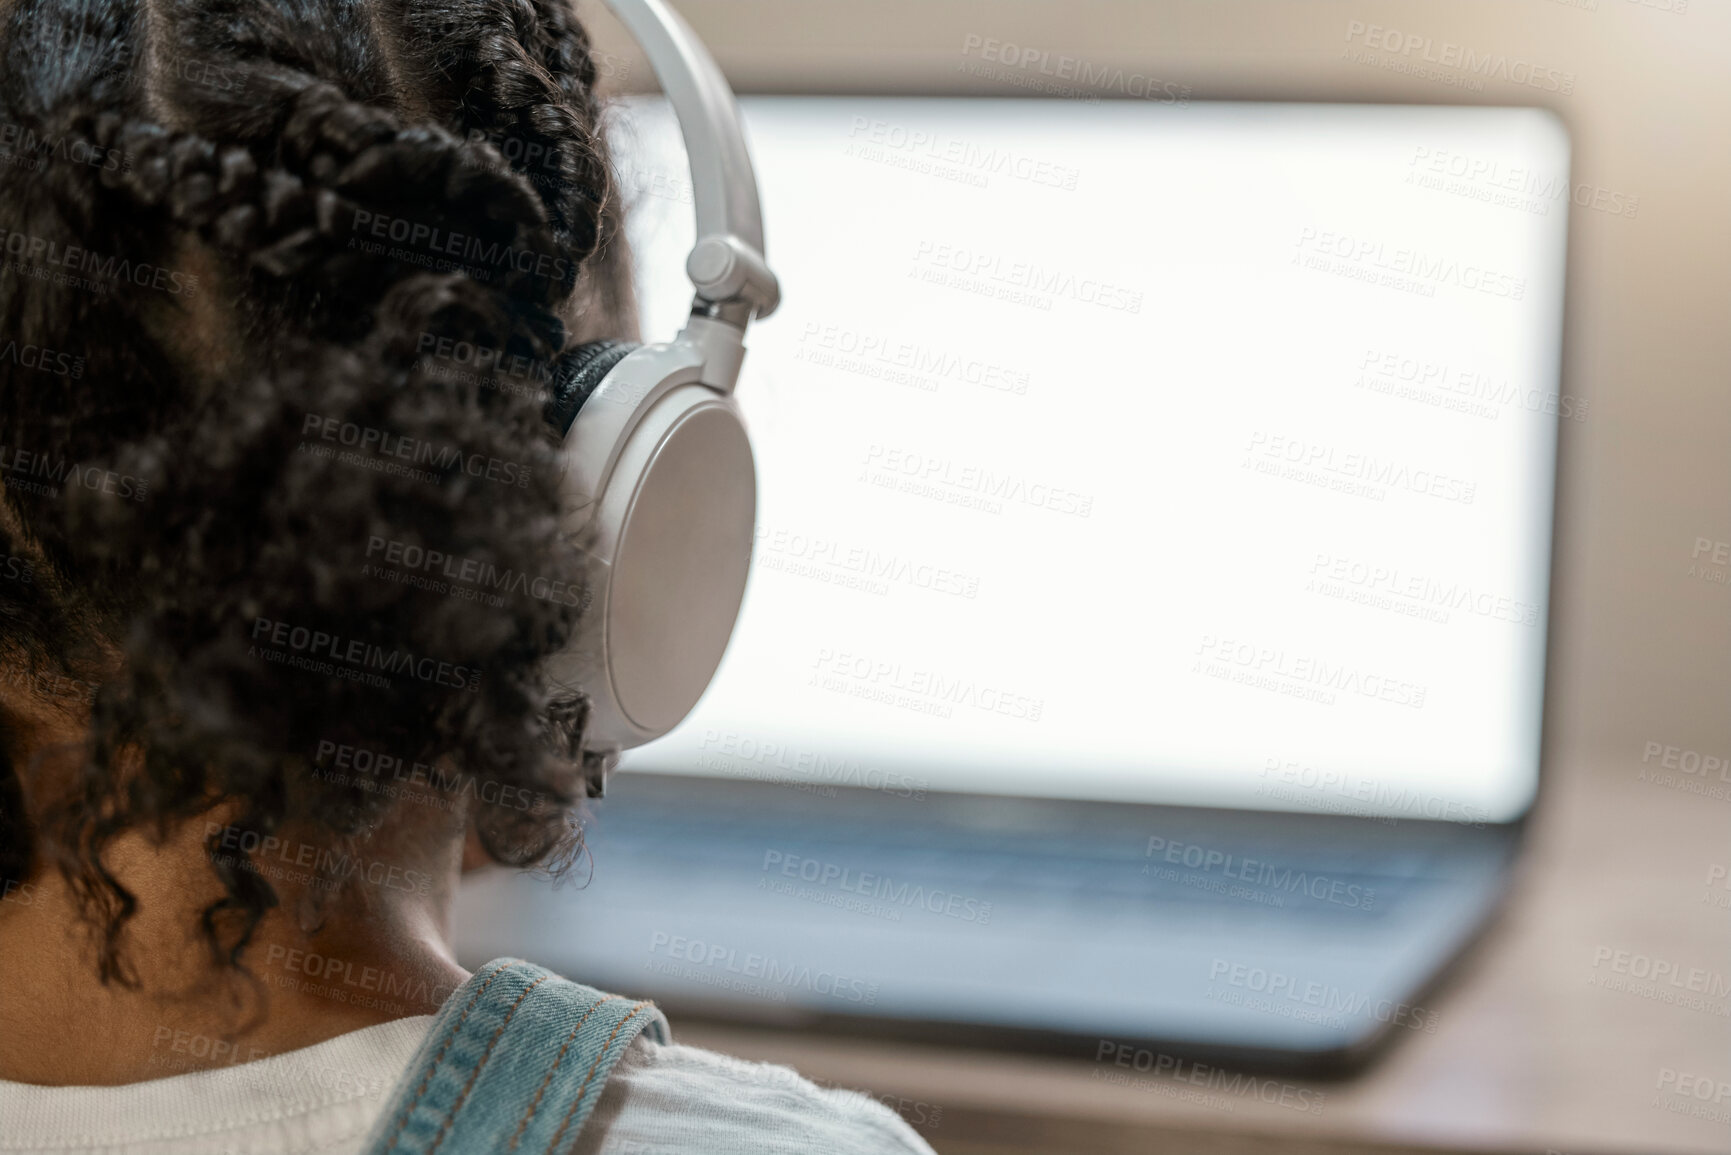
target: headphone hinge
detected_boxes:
[685,234,781,320]
[677,312,748,393]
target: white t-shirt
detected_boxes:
[0,1017,937,1155]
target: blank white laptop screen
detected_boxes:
[610,97,1568,825]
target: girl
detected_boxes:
[0,1,934,1151]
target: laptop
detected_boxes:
[455,96,1569,1073]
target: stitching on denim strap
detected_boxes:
[544,1001,652,1155]
[424,973,551,1155]
[378,961,514,1155]
[503,995,620,1152]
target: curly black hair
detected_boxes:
[0,0,636,984]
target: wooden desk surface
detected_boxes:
[674,753,1731,1154]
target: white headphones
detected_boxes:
[543,0,779,791]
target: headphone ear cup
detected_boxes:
[545,340,641,437]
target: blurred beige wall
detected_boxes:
[582,0,1731,779]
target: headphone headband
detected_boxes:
[545,2,772,780]
[603,0,781,334]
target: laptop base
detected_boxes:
[455,773,1520,1076]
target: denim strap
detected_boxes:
[364,957,670,1155]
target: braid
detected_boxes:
[0,0,626,982]
[389,0,614,253]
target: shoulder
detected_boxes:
[571,1032,939,1155]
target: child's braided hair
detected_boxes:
[0,0,635,983]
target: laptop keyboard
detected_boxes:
[883,846,1428,918]
[589,812,1449,921]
